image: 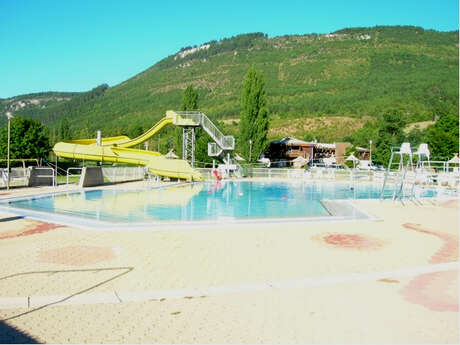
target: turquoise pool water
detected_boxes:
[5,181,437,223]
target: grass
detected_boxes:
[56,175,80,185]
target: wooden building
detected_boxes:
[266,137,351,165]
[355,147,370,160]
[266,137,314,164]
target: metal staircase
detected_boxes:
[168,110,235,166]
[171,111,234,151]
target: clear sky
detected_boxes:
[0,0,458,98]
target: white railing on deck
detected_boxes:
[66,167,83,184]
[196,168,213,180]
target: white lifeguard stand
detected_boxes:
[380,143,414,201]
[447,153,459,172]
[414,143,430,170]
[397,142,413,171]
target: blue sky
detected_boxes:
[0,0,458,98]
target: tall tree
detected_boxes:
[180,85,199,111]
[0,117,51,160]
[425,114,459,160]
[239,66,269,162]
[174,85,199,158]
[372,108,406,166]
[58,117,72,141]
[175,84,212,164]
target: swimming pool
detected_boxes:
[2,181,438,225]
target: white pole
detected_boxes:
[249,139,252,162]
[369,140,372,164]
[5,112,13,190]
[227,152,230,176]
[6,116,10,190]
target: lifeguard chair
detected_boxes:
[380,143,414,201]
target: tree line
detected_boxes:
[0,63,457,168]
[344,110,459,165]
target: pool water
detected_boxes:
[6,181,438,223]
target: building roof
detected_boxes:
[448,154,459,164]
[165,149,179,159]
[292,156,308,162]
[315,143,336,149]
[271,137,314,146]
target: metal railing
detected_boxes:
[378,168,459,200]
[245,167,373,181]
[66,167,83,184]
[208,142,221,156]
[33,167,56,187]
[420,160,447,173]
[0,158,39,169]
[195,168,214,180]
[175,111,235,151]
[200,113,234,150]
[174,111,201,126]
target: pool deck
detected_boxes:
[0,180,458,344]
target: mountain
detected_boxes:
[2,26,458,143]
[0,91,80,122]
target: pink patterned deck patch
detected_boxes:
[438,199,459,209]
[0,220,65,240]
[315,233,385,250]
[402,223,458,263]
[400,223,459,312]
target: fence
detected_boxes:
[194,166,378,182]
[246,167,374,181]
[1,167,56,188]
[101,166,145,183]
[0,167,29,187]
[31,167,56,187]
[195,168,214,180]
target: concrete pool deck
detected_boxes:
[0,181,458,344]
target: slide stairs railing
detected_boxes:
[173,111,234,155]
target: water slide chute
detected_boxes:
[53,112,203,181]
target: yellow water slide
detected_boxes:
[52,111,203,181]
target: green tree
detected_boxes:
[82,119,91,138]
[344,120,379,148]
[405,127,426,149]
[58,118,72,141]
[176,85,212,165]
[127,123,144,138]
[180,85,199,111]
[239,66,269,162]
[372,109,406,166]
[0,117,51,160]
[425,114,459,159]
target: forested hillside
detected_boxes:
[1,26,458,144]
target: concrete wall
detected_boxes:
[27,167,54,187]
[79,167,104,188]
